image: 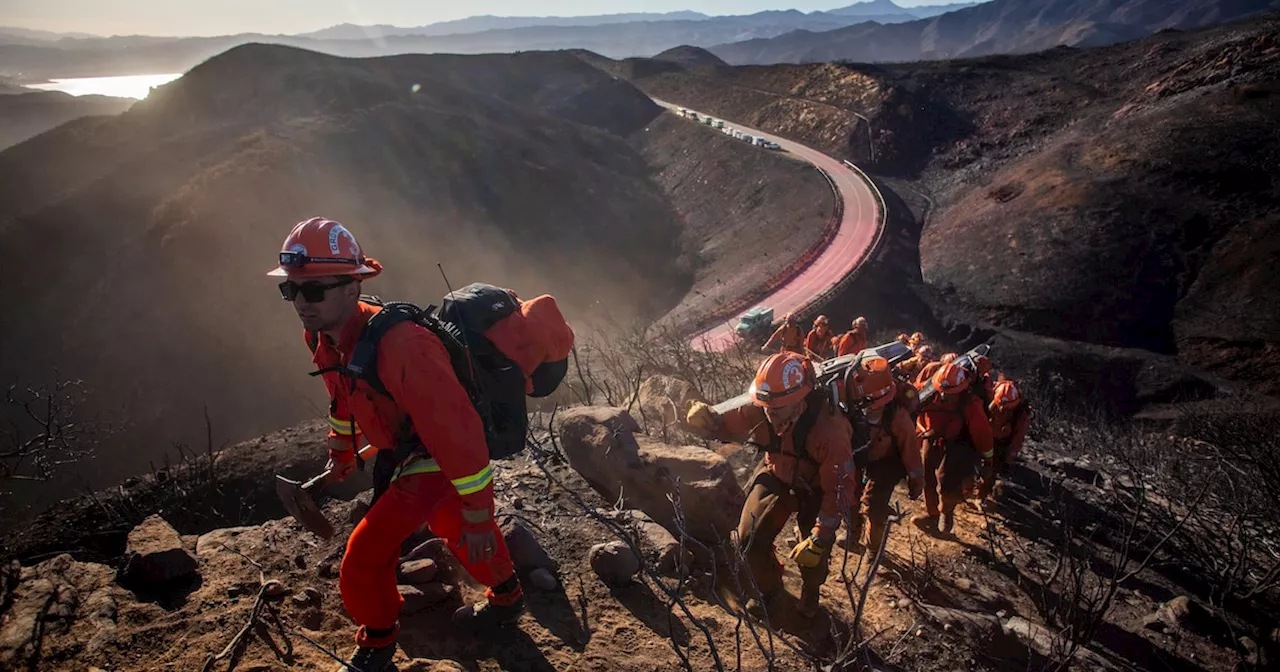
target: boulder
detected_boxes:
[500,518,557,572]
[195,525,258,556]
[397,559,439,586]
[555,407,745,544]
[398,583,456,614]
[118,515,199,589]
[589,541,641,587]
[0,555,121,668]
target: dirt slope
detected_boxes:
[628,112,835,332]
[0,43,693,499]
[5,394,1276,672]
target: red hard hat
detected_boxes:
[992,380,1022,410]
[932,362,971,396]
[846,356,895,411]
[267,217,382,279]
[750,352,813,408]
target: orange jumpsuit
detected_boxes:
[312,302,517,649]
[857,404,924,550]
[836,327,868,357]
[916,391,993,518]
[764,323,805,353]
[898,353,933,380]
[714,401,854,601]
[915,360,945,389]
[988,402,1032,471]
[805,327,836,360]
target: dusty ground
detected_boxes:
[5,394,1276,672]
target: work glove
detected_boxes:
[460,508,497,564]
[907,475,924,501]
[685,401,718,432]
[789,535,828,569]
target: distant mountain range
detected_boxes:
[2,0,1275,78]
[711,0,1280,64]
[297,2,982,40]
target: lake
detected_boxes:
[27,73,184,100]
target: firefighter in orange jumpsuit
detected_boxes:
[908,332,926,353]
[762,314,805,354]
[836,316,869,357]
[915,352,957,388]
[913,363,994,536]
[972,355,996,405]
[979,379,1033,501]
[843,356,924,554]
[268,217,524,671]
[805,315,836,361]
[684,353,854,618]
[898,345,936,380]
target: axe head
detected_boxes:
[275,474,336,540]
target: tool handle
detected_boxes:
[302,444,378,491]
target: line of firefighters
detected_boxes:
[687,314,1033,619]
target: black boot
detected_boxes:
[453,575,525,630]
[345,642,396,672]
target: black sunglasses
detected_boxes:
[278,276,355,303]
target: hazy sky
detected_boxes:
[2,0,966,37]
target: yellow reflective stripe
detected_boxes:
[451,464,494,496]
[392,456,441,481]
[329,416,358,436]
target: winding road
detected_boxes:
[650,100,885,353]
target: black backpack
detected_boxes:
[307,284,559,497]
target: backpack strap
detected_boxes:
[765,390,826,467]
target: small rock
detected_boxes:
[294,554,307,570]
[954,578,972,591]
[301,609,325,630]
[528,568,558,591]
[1239,636,1260,666]
[318,560,340,579]
[398,583,455,614]
[397,559,439,585]
[263,580,291,600]
[513,497,526,510]
[589,541,641,587]
[348,500,371,524]
[944,623,953,632]
[898,597,914,609]
[915,628,924,638]
[227,585,245,598]
[291,593,313,607]
[997,610,1009,618]
[1142,595,1195,633]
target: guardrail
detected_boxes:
[680,163,844,336]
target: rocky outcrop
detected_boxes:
[117,515,200,593]
[554,407,745,544]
